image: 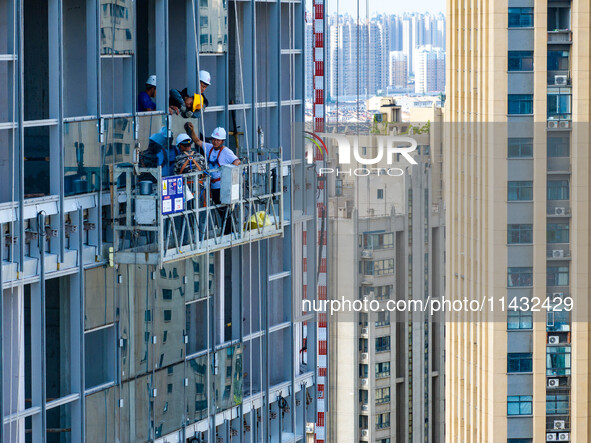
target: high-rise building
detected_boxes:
[326,103,445,442]
[388,51,408,90]
[0,0,319,441]
[415,45,445,94]
[446,0,585,441]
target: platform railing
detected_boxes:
[112,156,284,265]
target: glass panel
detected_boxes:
[24,0,49,120]
[24,126,50,197]
[186,299,208,355]
[85,387,118,443]
[198,0,228,53]
[45,277,72,400]
[101,57,133,114]
[64,119,105,196]
[85,266,115,330]
[153,262,186,369]
[154,363,185,438]
[0,129,16,203]
[85,325,116,390]
[186,355,208,425]
[100,0,134,55]
[0,61,14,123]
[103,117,134,165]
[63,0,91,117]
[46,402,71,442]
[0,0,15,55]
[214,344,242,412]
[121,375,152,441]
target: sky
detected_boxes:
[325,0,445,16]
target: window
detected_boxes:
[547,223,569,243]
[359,338,368,352]
[547,180,569,200]
[375,387,390,404]
[375,336,391,352]
[548,93,571,118]
[546,393,569,415]
[361,259,394,276]
[164,310,172,321]
[508,138,533,158]
[508,310,533,329]
[363,232,394,249]
[508,440,533,443]
[359,364,368,377]
[508,353,533,372]
[547,346,571,375]
[375,412,390,429]
[548,50,569,71]
[507,224,533,244]
[335,179,343,196]
[508,181,533,201]
[85,325,116,390]
[508,267,533,287]
[508,51,533,71]
[508,94,533,115]
[547,266,569,286]
[162,289,172,300]
[377,189,384,199]
[547,135,570,157]
[547,310,570,332]
[360,285,393,301]
[375,312,390,327]
[507,395,533,415]
[508,8,534,27]
[379,440,391,443]
[375,361,391,378]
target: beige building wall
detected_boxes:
[445,0,591,441]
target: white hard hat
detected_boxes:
[176,133,192,145]
[211,127,226,140]
[199,70,211,85]
[146,75,157,87]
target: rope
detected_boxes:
[232,1,251,160]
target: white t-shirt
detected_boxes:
[203,142,239,189]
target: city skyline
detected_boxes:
[326,0,445,16]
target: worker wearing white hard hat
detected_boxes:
[185,123,240,204]
[138,75,157,112]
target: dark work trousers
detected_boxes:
[210,188,232,235]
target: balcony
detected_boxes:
[548,30,572,44]
[112,158,284,265]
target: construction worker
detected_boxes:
[174,134,205,175]
[186,124,240,205]
[138,75,157,112]
[198,70,211,109]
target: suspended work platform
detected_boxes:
[112,157,284,265]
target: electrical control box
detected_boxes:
[220,165,241,204]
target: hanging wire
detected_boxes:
[232,0,251,161]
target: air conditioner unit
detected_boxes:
[552,249,565,258]
[558,433,570,441]
[361,250,372,259]
[548,120,559,129]
[361,429,369,438]
[548,378,560,388]
[559,120,571,129]
[361,404,369,412]
[361,328,369,336]
[360,378,369,386]
[549,335,560,345]
[552,292,565,298]
[554,420,566,430]
[546,433,557,442]
[555,75,568,85]
[554,207,566,216]
[305,423,315,434]
[361,352,369,361]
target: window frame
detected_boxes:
[508,94,534,115]
[508,51,534,71]
[508,181,533,201]
[507,352,533,373]
[508,7,534,28]
[507,395,533,416]
[507,267,533,287]
[507,224,533,244]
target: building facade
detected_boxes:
[388,51,408,91]
[0,0,319,442]
[326,105,445,442]
[446,0,588,441]
[414,46,445,94]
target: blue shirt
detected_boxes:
[137,91,156,112]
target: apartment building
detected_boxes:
[0,0,319,441]
[326,104,445,443]
[446,0,587,441]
